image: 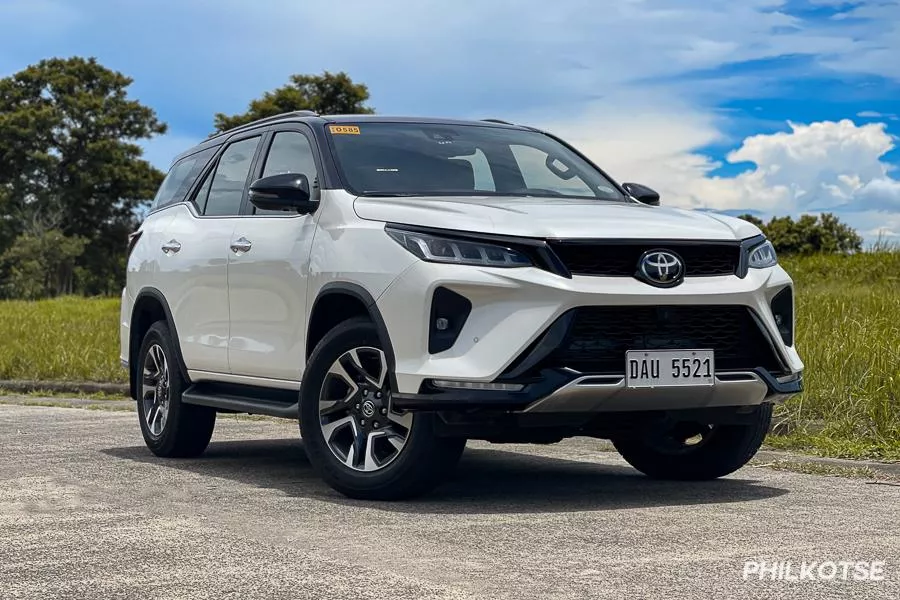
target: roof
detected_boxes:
[171,112,529,165]
[322,114,525,129]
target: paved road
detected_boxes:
[1,404,897,599]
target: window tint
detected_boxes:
[204,137,260,216]
[151,147,216,210]
[256,132,319,215]
[327,122,624,200]
[192,168,214,213]
[262,132,317,179]
[510,145,595,196]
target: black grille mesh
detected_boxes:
[546,305,782,374]
[550,242,740,276]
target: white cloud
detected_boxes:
[538,110,900,239]
[820,1,900,81]
[522,94,725,203]
[1,0,897,241]
[3,0,895,116]
[857,110,899,121]
[714,120,896,210]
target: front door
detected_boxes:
[227,128,321,381]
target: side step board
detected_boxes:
[182,382,299,419]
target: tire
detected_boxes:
[612,404,773,480]
[136,321,216,458]
[300,317,466,500]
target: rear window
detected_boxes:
[151,147,217,210]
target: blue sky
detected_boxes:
[2,0,899,240]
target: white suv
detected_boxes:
[121,112,803,499]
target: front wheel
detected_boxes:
[300,318,465,500]
[612,404,772,480]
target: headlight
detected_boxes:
[748,240,778,268]
[386,227,532,268]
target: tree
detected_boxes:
[0,57,166,296]
[0,230,87,299]
[737,212,862,254]
[213,71,374,132]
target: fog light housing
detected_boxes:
[431,380,524,392]
[429,287,472,353]
[770,287,794,346]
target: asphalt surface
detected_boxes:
[1,404,897,599]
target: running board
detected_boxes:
[182,382,298,419]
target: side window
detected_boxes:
[204,137,260,216]
[509,144,594,196]
[150,147,216,210]
[192,168,214,213]
[254,131,320,215]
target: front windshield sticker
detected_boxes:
[329,125,360,135]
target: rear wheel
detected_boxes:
[300,318,465,500]
[612,404,772,480]
[137,321,216,457]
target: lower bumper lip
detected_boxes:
[391,368,803,413]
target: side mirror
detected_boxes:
[248,173,318,214]
[622,182,660,206]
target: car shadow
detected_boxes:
[102,438,788,515]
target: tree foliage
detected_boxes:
[0,230,87,300]
[213,71,374,132]
[738,213,863,254]
[0,57,166,297]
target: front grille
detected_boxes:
[549,242,740,277]
[546,305,783,374]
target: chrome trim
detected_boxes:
[522,371,771,413]
[777,372,802,384]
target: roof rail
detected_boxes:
[210,110,320,141]
[481,118,514,125]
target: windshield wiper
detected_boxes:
[359,191,422,197]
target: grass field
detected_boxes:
[0,252,898,459]
[774,252,900,460]
[0,297,124,383]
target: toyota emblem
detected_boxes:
[637,250,685,287]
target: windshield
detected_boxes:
[326,122,625,201]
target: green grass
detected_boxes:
[0,296,125,382]
[0,251,898,460]
[0,387,126,401]
[772,252,900,460]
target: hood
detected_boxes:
[353,195,761,240]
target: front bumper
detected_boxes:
[376,258,804,401]
[393,368,802,413]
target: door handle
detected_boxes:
[161,239,181,255]
[230,237,252,254]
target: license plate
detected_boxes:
[626,350,715,388]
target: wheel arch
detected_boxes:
[129,288,191,400]
[307,282,397,391]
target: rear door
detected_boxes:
[226,125,322,381]
[162,133,263,374]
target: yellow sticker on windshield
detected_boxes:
[329,125,360,135]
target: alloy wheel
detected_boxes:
[141,343,170,438]
[318,346,413,472]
